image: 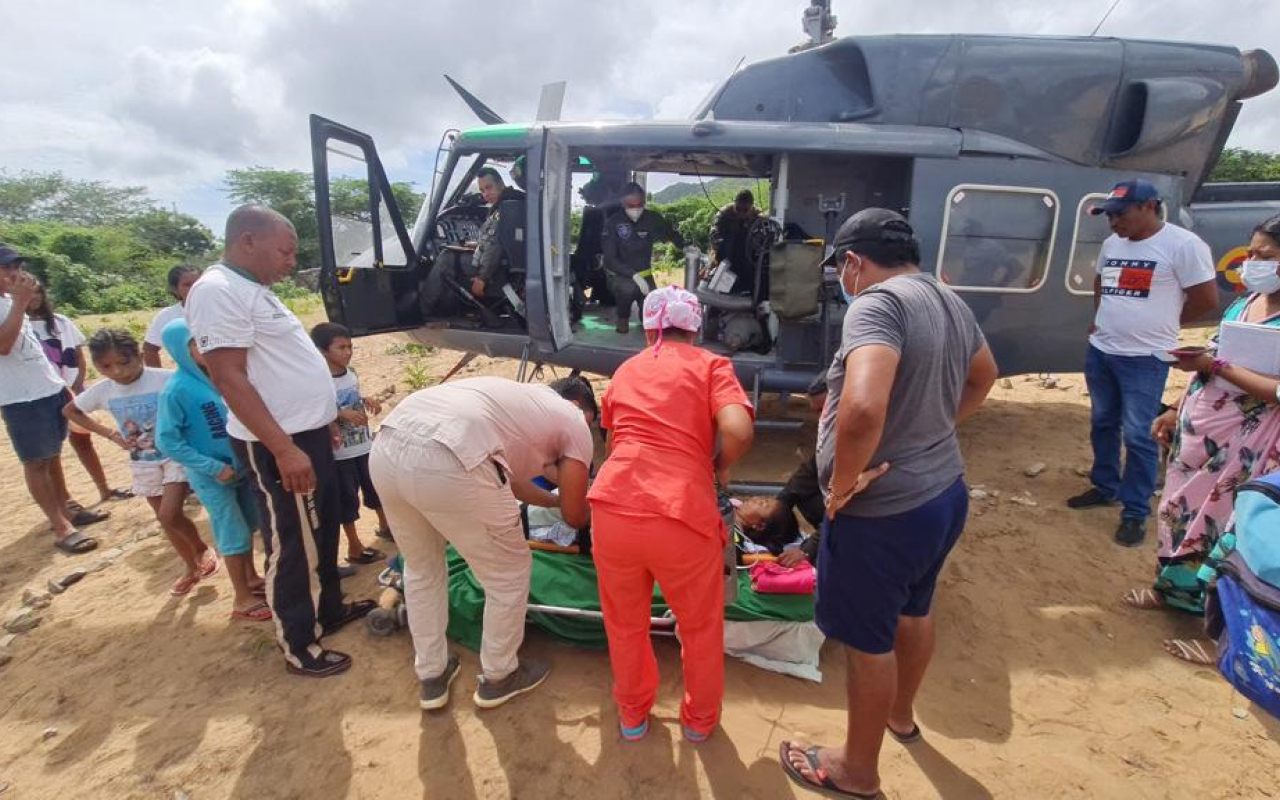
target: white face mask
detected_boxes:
[1241,259,1280,295]
[625,207,643,223]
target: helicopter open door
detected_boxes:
[540,130,574,350]
[310,114,422,336]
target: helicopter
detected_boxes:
[308,1,1280,405]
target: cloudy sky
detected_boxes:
[2,0,1277,231]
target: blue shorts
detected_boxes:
[191,476,260,557]
[2,390,70,463]
[816,478,969,654]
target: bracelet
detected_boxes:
[1211,358,1229,376]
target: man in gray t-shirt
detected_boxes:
[781,209,998,800]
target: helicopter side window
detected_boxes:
[1065,192,1168,296]
[936,185,1059,294]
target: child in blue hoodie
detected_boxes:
[156,318,271,622]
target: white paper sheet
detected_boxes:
[1218,321,1280,376]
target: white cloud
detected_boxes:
[1,0,1276,229]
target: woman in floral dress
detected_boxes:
[1125,215,1280,664]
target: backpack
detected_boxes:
[1233,472,1280,587]
[1213,557,1280,721]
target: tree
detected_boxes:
[1208,148,1280,183]
[130,209,217,257]
[0,170,151,226]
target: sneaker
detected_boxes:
[1067,487,1119,509]
[1115,518,1147,547]
[473,659,550,709]
[420,654,462,711]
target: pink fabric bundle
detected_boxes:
[749,561,816,595]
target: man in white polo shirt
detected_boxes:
[186,205,373,678]
[1067,180,1218,547]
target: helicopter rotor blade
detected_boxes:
[444,74,507,125]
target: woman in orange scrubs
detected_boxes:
[588,286,755,743]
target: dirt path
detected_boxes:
[0,323,1276,799]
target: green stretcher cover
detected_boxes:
[445,547,814,651]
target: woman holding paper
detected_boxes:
[1126,214,1280,662]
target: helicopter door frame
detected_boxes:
[310,114,419,334]
[537,129,575,351]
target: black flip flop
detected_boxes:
[347,547,385,565]
[778,741,882,800]
[322,600,378,636]
[374,528,395,542]
[886,723,922,744]
[54,530,98,554]
[105,488,134,501]
[285,649,352,678]
[67,506,110,527]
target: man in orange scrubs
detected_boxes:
[588,286,755,743]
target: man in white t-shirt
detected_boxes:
[186,206,371,678]
[142,265,201,368]
[0,245,100,554]
[1067,180,1218,547]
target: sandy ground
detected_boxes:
[1,312,1278,800]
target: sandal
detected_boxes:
[171,574,200,596]
[374,527,394,541]
[198,551,220,579]
[67,505,110,527]
[104,488,134,501]
[347,547,385,565]
[1164,638,1216,665]
[231,602,273,622]
[54,530,98,555]
[1123,588,1165,610]
[322,599,378,636]
[779,741,883,799]
[886,722,923,744]
[285,649,352,678]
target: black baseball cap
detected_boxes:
[1088,179,1160,216]
[820,208,916,267]
[0,245,25,267]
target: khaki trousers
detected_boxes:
[369,429,530,682]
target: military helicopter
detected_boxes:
[309,0,1279,401]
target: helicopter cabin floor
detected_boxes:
[573,307,774,362]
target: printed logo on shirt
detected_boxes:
[615,223,632,240]
[1100,258,1157,299]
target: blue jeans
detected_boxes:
[1084,344,1169,521]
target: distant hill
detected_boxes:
[652,177,759,205]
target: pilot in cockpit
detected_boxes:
[469,166,527,299]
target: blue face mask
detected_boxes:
[838,256,861,304]
[1241,259,1280,295]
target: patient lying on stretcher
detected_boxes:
[735,496,816,566]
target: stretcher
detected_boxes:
[370,545,824,682]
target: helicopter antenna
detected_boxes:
[1090,0,1123,36]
